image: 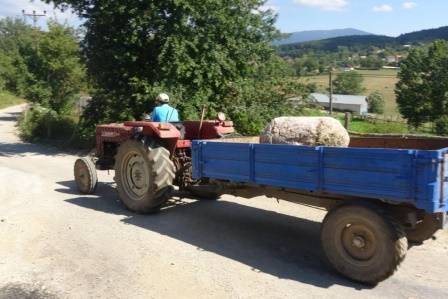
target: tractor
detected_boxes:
[73,111,235,213]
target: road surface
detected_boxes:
[1,105,448,299]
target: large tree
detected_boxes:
[23,19,86,114]
[0,17,34,93]
[0,17,85,114]
[44,0,308,135]
[396,39,448,127]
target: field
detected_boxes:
[300,68,400,115]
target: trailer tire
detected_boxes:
[187,187,222,200]
[404,213,439,243]
[115,139,174,214]
[320,203,407,285]
[74,157,98,194]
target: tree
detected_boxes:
[359,56,384,69]
[19,19,86,114]
[0,17,85,114]
[396,39,448,127]
[332,71,367,95]
[301,56,319,73]
[45,0,308,136]
[0,17,34,93]
[434,115,448,136]
[368,90,385,114]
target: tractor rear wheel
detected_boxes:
[114,138,174,213]
[74,157,98,194]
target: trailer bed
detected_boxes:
[192,137,448,213]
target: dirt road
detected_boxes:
[1,105,448,299]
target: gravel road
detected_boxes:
[1,104,448,299]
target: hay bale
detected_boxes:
[260,116,350,147]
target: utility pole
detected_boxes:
[22,10,46,55]
[329,71,333,115]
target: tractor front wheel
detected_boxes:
[74,157,98,194]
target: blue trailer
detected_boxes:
[191,136,448,285]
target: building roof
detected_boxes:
[310,93,367,105]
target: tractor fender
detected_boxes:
[123,121,181,139]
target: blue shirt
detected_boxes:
[150,104,179,122]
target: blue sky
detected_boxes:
[266,0,448,36]
[1,0,447,37]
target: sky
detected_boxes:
[1,0,447,37]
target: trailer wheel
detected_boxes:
[115,139,174,214]
[187,186,222,200]
[320,203,407,285]
[74,157,98,194]
[404,213,439,243]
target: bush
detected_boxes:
[368,91,386,114]
[18,104,77,145]
[435,115,448,136]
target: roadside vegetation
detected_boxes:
[0,90,26,109]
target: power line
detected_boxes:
[22,10,46,29]
[22,10,47,55]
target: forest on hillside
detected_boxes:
[276,26,448,59]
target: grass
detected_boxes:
[337,115,409,134]
[301,69,400,115]
[0,89,26,109]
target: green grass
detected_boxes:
[0,90,26,109]
[345,117,409,134]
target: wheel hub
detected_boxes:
[78,169,88,186]
[123,153,149,198]
[131,161,145,189]
[341,224,377,261]
[352,236,365,248]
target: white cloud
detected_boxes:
[373,5,393,12]
[403,2,418,9]
[293,0,350,11]
[259,5,280,12]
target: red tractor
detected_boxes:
[73,112,235,213]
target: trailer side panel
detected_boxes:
[192,141,448,213]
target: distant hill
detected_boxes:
[271,28,373,45]
[276,26,448,58]
[396,26,448,44]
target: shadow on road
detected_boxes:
[0,108,88,157]
[0,111,21,122]
[0,141,81,157]
[61,180,371,290]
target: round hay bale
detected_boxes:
[260,116,350,147]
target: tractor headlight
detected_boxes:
[217,112,226,122]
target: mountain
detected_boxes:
[271,28,373,45]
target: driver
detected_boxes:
[150,93,179,122]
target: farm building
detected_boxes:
[309,93,368,114]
